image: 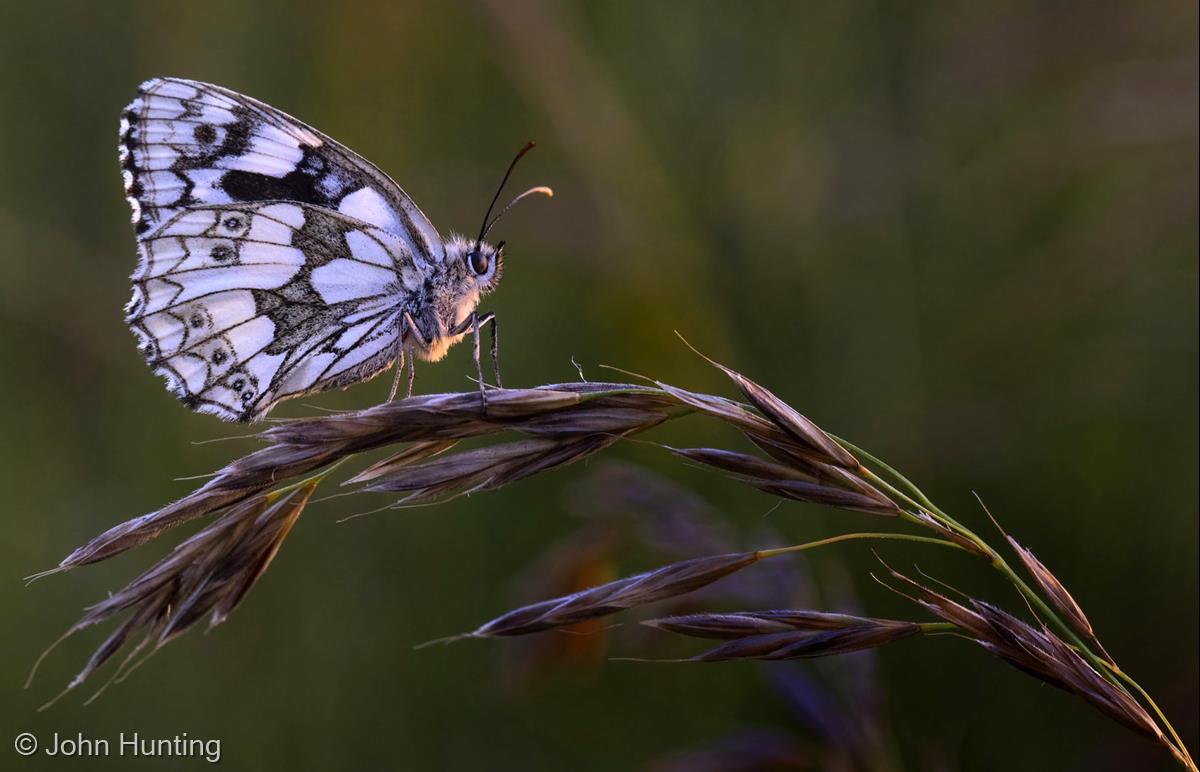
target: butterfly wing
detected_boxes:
[126,201,430,421]
[119,77,443,264]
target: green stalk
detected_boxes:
[831,434,938,511]
[755,531,965,560]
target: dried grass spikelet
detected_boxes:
[350,435,630,505]
[31,481,319,706]
[644,609,910,638]
[49,442,344,572]
[347,439,461,482]
[878,562,1163,742]
[986,513,1107,659]
[642,610,923,662]
[663,446,898,515]
[679,340,859,469]
[466,552,762,638]
[908,510,991,558]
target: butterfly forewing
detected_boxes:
[126,201,426,421]
[119,77,443,262]
[119,78,456,420]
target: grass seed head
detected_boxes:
[37,483,317,703]
[472,552,761,638]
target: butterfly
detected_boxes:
[119,77,550,421]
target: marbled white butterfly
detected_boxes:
[119,78,549,421]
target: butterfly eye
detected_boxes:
[469,250,490,275]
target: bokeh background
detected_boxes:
[1,1,1196,769]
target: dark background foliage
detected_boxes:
[0,1,1195,769]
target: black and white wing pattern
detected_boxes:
[126,201,431,421]
[118,77,444,263]
[118,78,453,420]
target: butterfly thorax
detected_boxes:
[404,236,502,363]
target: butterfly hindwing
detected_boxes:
[126,201,427,421]
[119,77,444,264]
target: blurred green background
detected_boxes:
[1,1,1196,769]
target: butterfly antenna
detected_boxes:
[475,141,552,248]
[481,186,553,240]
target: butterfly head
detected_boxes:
[445,237,504,294]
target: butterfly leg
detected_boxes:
[396,312,429,400]
[453,311,495,412]
[472,313,487,411]
[387,346,406,402]
[474,312,501,389]
[488,314,502,388]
